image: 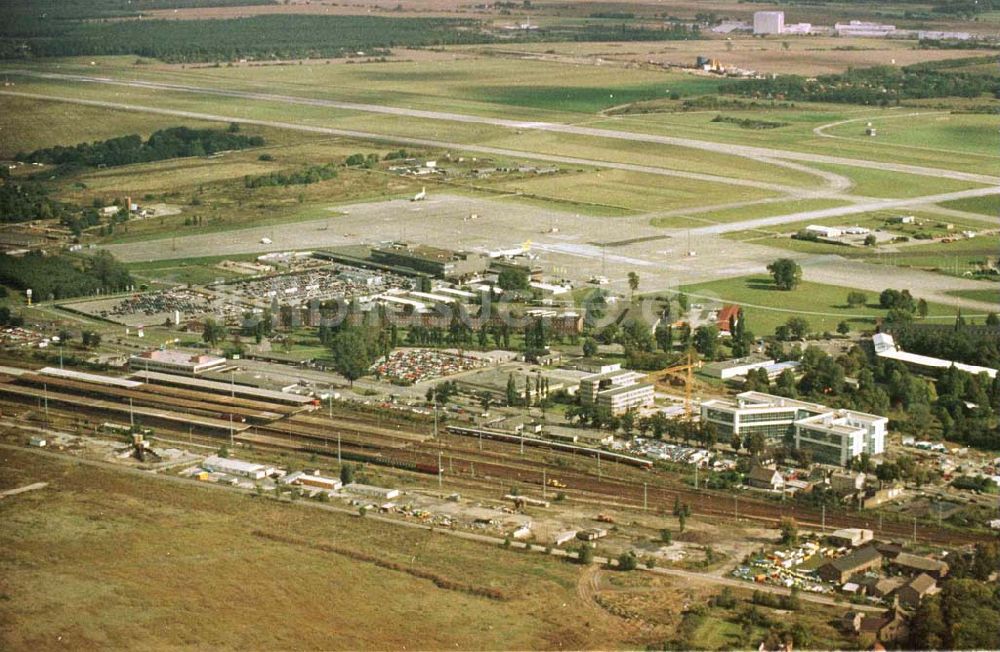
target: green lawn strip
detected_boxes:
[680,275,961,335]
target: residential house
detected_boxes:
[748,465,785,492]
[856,606,909,648]
[897,573,937,609]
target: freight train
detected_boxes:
[299,447,443,475]
[445,426,653,469]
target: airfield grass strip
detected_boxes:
[251,529,510,601]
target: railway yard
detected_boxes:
[0,361,990,553]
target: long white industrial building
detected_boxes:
[873,333,997,379]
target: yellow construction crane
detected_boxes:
[647,350,703,421]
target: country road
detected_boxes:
[8,70,1000,186]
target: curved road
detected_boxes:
[0,90,814,197]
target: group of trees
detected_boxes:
[910,578,1000,649]
[894,321,1000,370]
[0,176,72,225]
[20,126,264,169]
[719,61,999,105]
[244,163,338,188]
[0,250,132,301]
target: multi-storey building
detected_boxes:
[700,391,886,466]
[580,369,653,415]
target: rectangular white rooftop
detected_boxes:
[873,334,996,379]
[39,366,144,388]
[130,370,315,404]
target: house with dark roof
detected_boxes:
[856,606,909,647]
[890,552,949,580]
[861,575,905,599]
[748,465,784,491]
[897,573,937,608]
[818,546,882,584]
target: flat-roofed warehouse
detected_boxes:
[130,349,227,376]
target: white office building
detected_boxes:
[580,369,653,415]
[753,11,785,35]
[700,391,886,466]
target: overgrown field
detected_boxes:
[0,448,644,649]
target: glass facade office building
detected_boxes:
[700,391,886,466]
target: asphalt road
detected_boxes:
[10,70,1000,186]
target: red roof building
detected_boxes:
[717,304,741,335]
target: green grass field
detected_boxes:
[946,288,1000,304]
[488,168,773,215]
[809,163,984,199]
[876,235,1000,277]
[652,198,851,230]
[680,274,959,334]
[822,112,1000,158]
[940,194,1000,217]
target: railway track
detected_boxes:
[242,422,990,547]
[4,380,989,547]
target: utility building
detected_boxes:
[753,11,784,34]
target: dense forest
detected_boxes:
[1,0,277,21]
[0,13,698,62]
[0,177,71,224]
[894,322,1000,369]
[18,126,264,169]
[719,59,1000,104]
[0,250,133,300]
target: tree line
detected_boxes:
[0,250,133,301]
[1,13,701,63]
[18,125,264,169]
[719,62,999,105]
[244,163,338,188]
